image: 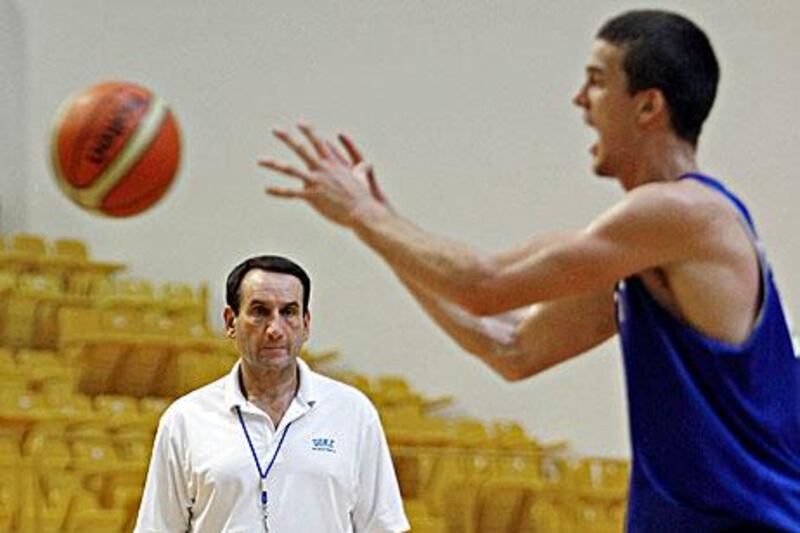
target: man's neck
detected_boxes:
[239,360,299,427]
[618,135,699,190]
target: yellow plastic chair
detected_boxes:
[474,480,537,533]
[62,489,128,533]
[16,349,69,383]
[0,269,15,292]
[453,418,492,448]
[112,421,154,464]
[0,384,48,421]
[138,396,170,421]
[52,238,89,262]
[441,481,482,533]
[0,467,19,532]
[94,395,142,426]
[11,234,47,256]
[404,498,447,533]
[564,456,630,497]
[0,348,16,376]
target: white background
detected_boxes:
[3,0,799,456]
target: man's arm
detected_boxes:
[352,405,410,532]
[349,186,711,315]
[134,414,192,532]
[396,271,616,380]
[260,126,710,315]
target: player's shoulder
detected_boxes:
[606,178,727,228]
[628,178,718,210]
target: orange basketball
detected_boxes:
[49,81,181,217]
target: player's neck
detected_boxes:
[619,134,698,190]
[239,360,299,426]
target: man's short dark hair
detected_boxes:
[225,255,311,315]
[597,9,719,147]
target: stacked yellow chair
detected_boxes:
[0,232,632,531]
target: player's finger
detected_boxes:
[326,141,349,165]
[365,166,384,202]
[298,123,330,159]
[338,133,364,165]
[272,129,320,170]
[258,158,317,184]
[265,186,308,199]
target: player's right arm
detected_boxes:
[312,142,617,378]
[396,272,616,380]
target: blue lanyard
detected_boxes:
[235,406,293,508]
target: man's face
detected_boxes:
[573,40,641,178]
[224,269,310,373]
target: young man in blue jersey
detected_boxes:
[259,9,800,531]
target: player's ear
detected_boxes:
[223,307,237,338]
[636,88,665,125]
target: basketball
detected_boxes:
[49,80,181,217]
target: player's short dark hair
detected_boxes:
[225,255,311,315]
[597,9,719,146]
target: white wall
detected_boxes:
[10,0,800,456]
[0,0,25,233]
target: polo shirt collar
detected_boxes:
[224,357,319,413]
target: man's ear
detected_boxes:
[302,310,311,341]
[636,88,666,125]
[223,307,237,338]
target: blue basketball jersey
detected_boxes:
[616,174,800,531]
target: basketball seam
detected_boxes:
[70,96,168,208]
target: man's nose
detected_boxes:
[265,317,284,338]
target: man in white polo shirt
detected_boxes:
[134,255,409,532]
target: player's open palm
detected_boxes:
[259,123,386,227]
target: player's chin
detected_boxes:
[593,164,615,178]
[591,157,607,176]
[591,153,616,177]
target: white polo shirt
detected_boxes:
[134,358,409,533]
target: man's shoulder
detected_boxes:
[624,179,716,212]
[308,369,379,415]
[596,178,732,240]
[160,373,228,423]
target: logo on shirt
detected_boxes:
[311,437,336,453]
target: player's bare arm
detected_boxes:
[259,125,735,319]
[397,273,616,380]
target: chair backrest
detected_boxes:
[11,234,47,255]
[52,238,89,261]
[475,480,535,533]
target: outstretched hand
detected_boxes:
[259,123,392,227]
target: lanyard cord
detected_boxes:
[235,405,293,504]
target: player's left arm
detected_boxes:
[261,125,713,315]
